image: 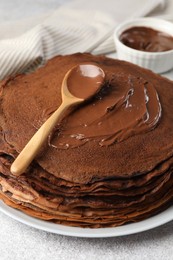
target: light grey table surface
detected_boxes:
[0,1,173,260]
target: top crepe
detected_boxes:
[0,53,173,185]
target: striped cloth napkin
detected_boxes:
[0,0,165,80]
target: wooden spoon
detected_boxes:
[10,64,105,176]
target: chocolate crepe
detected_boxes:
[0,53,173,228]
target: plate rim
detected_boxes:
[0,201,172,238]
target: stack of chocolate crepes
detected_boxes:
[0,53,173,228]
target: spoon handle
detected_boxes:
[10,101,71,176]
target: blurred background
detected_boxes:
[0,0,172,23]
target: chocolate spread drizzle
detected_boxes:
[51,75,161,149]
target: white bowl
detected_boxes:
[114,18,173,73]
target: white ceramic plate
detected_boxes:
[0,201,172,237]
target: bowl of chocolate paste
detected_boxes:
[114,18,173,73]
